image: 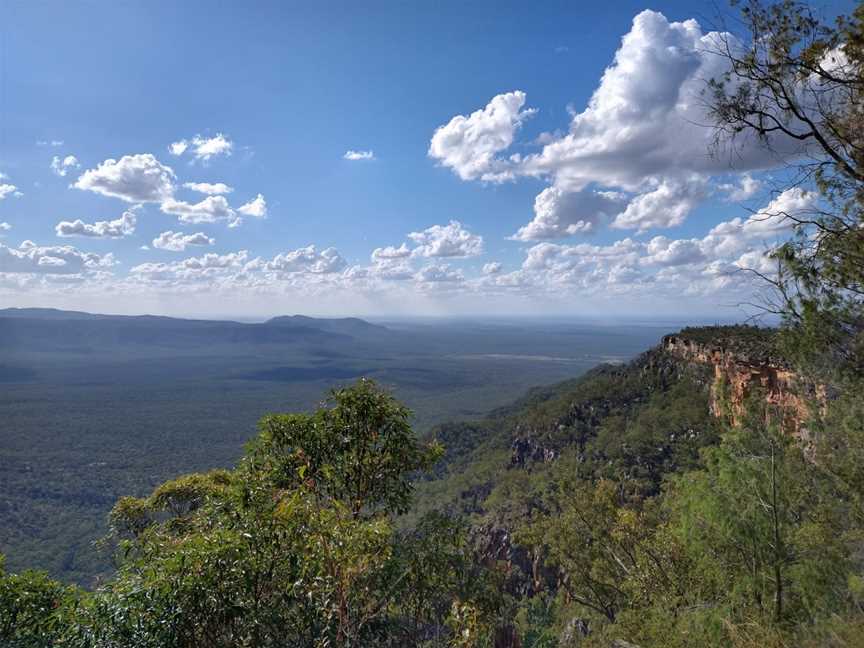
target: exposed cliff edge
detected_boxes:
[661,326,822,436]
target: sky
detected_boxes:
[0,0,852,318]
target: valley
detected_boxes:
[0,308,675,584]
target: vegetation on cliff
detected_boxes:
[670,326,780,363]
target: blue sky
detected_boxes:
[0,0,852,317]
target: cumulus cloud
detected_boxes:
[641,236,707,266]
[747,187,815,233]
[720,174,762,201]
[0,240,116,275]
[408,220,483,258]
[74,154,176,203]
[183,181,233,195]
[611,177,707,231]
[55,210,137,238]
[152,230,215,252]
[371,243,411,263]
[160,195,235,224]
[415,263,464,283]
[512,187,628,240]
[121,245,353,295]
[428,91,536,182]
[259,245,347,275]
[431,11,809,238]
[506,188,817,299]
[344,150,375,161]
[369,262,415,281]
[521,239,642,286]
[0,222,11,233]
[169,134,233,162]
[701,188,815,257]
[50,155,81,177]
[518,12,797,192]
[237,194,267,219]
[131,251,248,281]
[482,262,503,275]
[0,184,20,200]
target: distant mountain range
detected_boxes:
[0,308,388,352]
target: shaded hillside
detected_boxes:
[0,309,383,352]
[266,314,389,337]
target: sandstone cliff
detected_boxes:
[661,329,820,436]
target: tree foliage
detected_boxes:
[709,0,864,382]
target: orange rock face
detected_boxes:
[662,335,819,438]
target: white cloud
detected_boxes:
[181,251,247,270]
[120,245,352,296]
[237,194,267,219]
[344,150,375,161]
[0,240,116,275]
[371,243,411,263]
[408,220,483,258]
[183,181,234,195]
[260,245,346,275]
[369,261,414,281]
[432,11,809,240]
[747,187,814,234]
[641,236,706,266]
[517,12,789,192]
[733,249,778,276]
[512,187,628,240]
[482,262,503,275]
[74,154,176,203]
[429,91,536,182]
[152,230,215,252]
[0,222,11,233]
[720,174,761,201]
[169,134,233,162]
[521,239,642,286]
[0,184,19,200]
[169,141,189,156]
[37,140,64,147]
[160,195,234,224]
[415,263,464,283]
[50,155,80,177]
[131,251,248,281]
[611,177,706,231]
[346,260,416,282]
[502,188,818,299]
[55,210,137,238]
[701,188,815,257]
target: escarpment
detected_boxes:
[662,327,822,437]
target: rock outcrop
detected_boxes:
[510,436,558,467]
[662,331,821,436]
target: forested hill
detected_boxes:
[0,308,388,351]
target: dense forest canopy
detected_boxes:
[2,1,864,646]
